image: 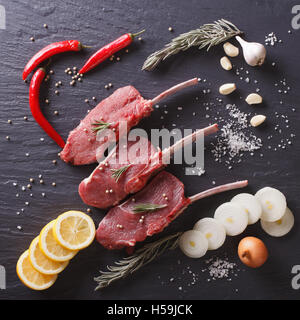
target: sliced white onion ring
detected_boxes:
[214,202,248,236]
[255,187,287,222]
[193,218,226,250]
[179,230,208,258]
[261,207,294,237]
[231,193,262,225]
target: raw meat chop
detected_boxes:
[60,78,199,165]
[79,124,218,209]
[96,171,248,250]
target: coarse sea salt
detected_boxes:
[203,257,239,280]
[265,32,282,46]
[164,256,240,291]
[210,104,262,168]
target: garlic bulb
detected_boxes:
[235,36,266,67]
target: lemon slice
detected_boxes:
[39,220,78,262]
[16,250,57,290]
[53,211,95,250]
[29,237,69,275]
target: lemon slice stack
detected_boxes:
[16,211,95,290]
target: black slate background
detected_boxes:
[0,0,299,300]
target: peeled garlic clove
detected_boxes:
[236,36,266,67]
[223,42,239,57]
[255,187,287,222]
[261,207,294,237]
[250,114,266,127]
[245,93,263,105]
[214,202,248,236]
[179,230,208,258]
[193,217,226,250]
[220,56,232,71]
[231,193,262,225]
[219,83,236,95]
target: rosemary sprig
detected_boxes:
[142,19,242,71]
[91,120,111,133]
[132,203,168,213]
[94,232,182,290]
[111,165,131,182]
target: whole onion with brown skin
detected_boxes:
[238,236,268,268]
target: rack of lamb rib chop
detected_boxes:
[96,171,248,250]
[79,123,218,209]
[60,78,200,165]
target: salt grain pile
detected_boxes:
[203,257,239,281]
[210,104,262,168]
[163,256,241,292]
[265,32,282,46]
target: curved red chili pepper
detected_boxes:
[79,30,145,74]
[29,68,65,149]
[23,40,83,80]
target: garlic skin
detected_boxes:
[235,36,266,67]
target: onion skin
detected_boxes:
[238,237,268,268]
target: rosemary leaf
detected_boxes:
[111,165,130,182]
[132,203,167,213]
[94,232,182,290]
[142,19,242,71]
[91,120,111,133]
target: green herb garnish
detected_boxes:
[94,232,181,290]
[91,120,111,133]
[142,19,242,71]
[110,165,131,182]
[132,203,168,213]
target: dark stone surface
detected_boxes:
[0,0,299,300]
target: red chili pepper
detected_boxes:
[29,68,65,149]
[79,30,145,74]
[23,40,83,80]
